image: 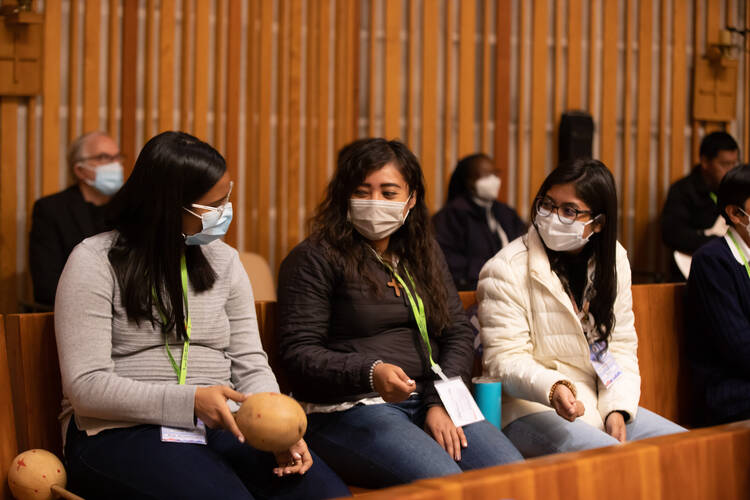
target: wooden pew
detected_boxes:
[460,283,693,426]
[0,315,19,500]
[353,420,750,500]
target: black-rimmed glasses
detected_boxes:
[77,153,126,164]
[535,197,594,225]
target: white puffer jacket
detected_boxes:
[478,226,641,430]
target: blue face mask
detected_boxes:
[84,162,124,196]
[183,202,233,246]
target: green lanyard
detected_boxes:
[153,254,192,385]
[377,257,447,380]
[728,230,750,279]
[710,192,718,204]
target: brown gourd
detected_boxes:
[234,393,307,452]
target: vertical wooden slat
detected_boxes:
[442,0,454,191]
[567,0,582,109]
[26,98,37,235]
[334,0,349,152]
[705,0,720,44]
[143,0,156,140]
[276,0,290,270]
[657,0,668,211]
[621,0,634,244]
[690,0,703,165]
[588,0,598,115]
[304,0,319,216]
[458,0,475,157]
[670,0,687,183]
[421,0,438,210]
[121,0,139,171]
[83,0,101,132]
[529,0,548,201]
[287,0,302,250]
[407,0,418,149]
[600,0,617,170]
[316,0,331,201]
[0,99,18,313]
[213,0,227,152]
[516,0,527,215]
[494,0,511,203]
[224,0,241,247]
[368,0,377,137]
[193,0,210,140]
[635,0,653,269]
[42,0,62,195]
[553,0,564,167]
[180,0,192,132]
[0,315,19,500]
[158,0,175,132]
[107,0,119,139]
[67,1,80,143]
[350,1,360,138]
[258,0,273,259]
[246,0,260,251]
[746,1,750,159]
[384,0,401,139]
[480,0,491,153]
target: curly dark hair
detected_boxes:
[309,138,452,332]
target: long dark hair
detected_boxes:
[445,153,491,202]
[310,138,452,332]
[106,131,227,340]
[531,158,618,343]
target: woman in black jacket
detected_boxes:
[278,138,521,489]
[432,153,526,290]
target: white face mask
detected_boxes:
[82,162,124,196]
[474,174,501,201]
[349,196,411,241]
[535,212,595,252]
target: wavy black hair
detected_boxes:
[310,138,452,332]
[106,131,226,340]
[531,158,618,343]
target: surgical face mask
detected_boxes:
[348,196,411,241]
[535,212,595,252]
[474,174,501,201]
[183,202,233,246]
[738,208,750,234]
[83,162,124,196]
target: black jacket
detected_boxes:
[29,185,108,305]
[662,166,721,255]
[432,195,526,291]
[277,237,474,406]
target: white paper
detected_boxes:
[434,377,485,427]
[161,419,207,445]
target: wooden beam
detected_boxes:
[83,0,101,132]
[224,0,241,247]
[670,0,687,183]
[158,0,176,133]
[421,0,438,210]
[457,0,476,157]
[635,0,653,269]
[600,0,617,171]
[42,0,62,195]
[567,0,582,109]
[494,0,511,203]
[384,0,401,140]
[193,0,210,140]
[0,99,19,313]
[529,0,548,202]
[286,0,303,250]
[121,0,139,171]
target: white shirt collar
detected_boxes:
[724,227,750,265]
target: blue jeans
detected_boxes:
[503,407,687,458]
[64,418,350,500]
[304,396,523,488]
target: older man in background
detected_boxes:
[29,131,124,307]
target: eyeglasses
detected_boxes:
[185,181,234,219]
[535,197,594,225]
[78,153,125,164]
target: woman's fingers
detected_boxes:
[456,426,468,448]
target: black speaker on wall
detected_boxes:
[558,110,594,163]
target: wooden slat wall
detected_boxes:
[1,0,748,312]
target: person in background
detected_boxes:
[662,131,740,280]
[479,158,685,457]
[278,138,522,489]
[29,131,125,307]
[433,153,526,291]
[686,164,750,426]
[55,131,349,500]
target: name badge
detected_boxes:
[589,341,622,389]
[434,377,485,427]
[161,419,207,445]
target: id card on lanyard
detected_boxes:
[157,254,207,444]
[570,294,622,389]
[381,260,484,427]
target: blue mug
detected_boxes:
[472,377,502,429]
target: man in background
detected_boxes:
[29,131,124,306]
[662,131,740,280]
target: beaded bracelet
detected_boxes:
[369,360,384,392]
[548,379,577,405]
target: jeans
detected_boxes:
[64,418,350,500]
[503,407,687,458]
[304,396,523,488]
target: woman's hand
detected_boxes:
[605,411,627,442]
[273,439,314,477]
[372,363,415,402]
[551,384,585,422]
[194,386,247,441]
[424,405,467,461]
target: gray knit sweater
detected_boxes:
[54,231,279,436]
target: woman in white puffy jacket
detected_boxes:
[478,159,684,457]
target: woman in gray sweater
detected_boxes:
[54,131,348,500]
